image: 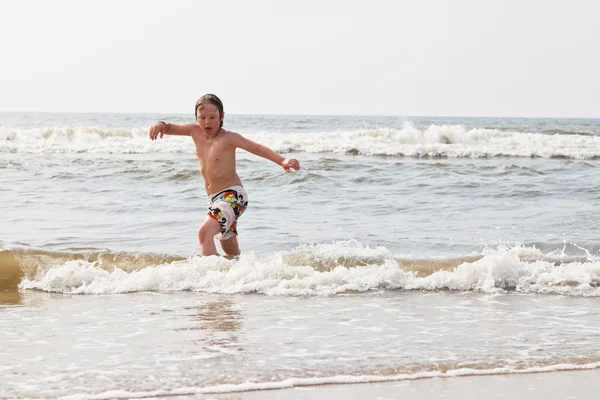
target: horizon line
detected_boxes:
[1,110,599,120]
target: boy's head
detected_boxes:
[195,94,224,129]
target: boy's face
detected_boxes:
[196,103,223,133]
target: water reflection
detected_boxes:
[183,297,244,350]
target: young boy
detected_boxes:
[148,94,300,257]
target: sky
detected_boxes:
[1,0,599,117]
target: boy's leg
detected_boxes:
[198,216,221,256]
[220,236,240,257]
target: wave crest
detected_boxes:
[8,242,600,296]
[2,124,600,159]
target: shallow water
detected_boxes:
[2,291,600,399]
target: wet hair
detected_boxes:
[195,94,224,129]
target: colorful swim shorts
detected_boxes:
[207,185,249,240]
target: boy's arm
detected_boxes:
[232,133,300,172]
[149,121,196,140]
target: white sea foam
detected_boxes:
[2,124,600,158]
[0,126,185,154]
[58,361,600,399]
[19,242,600,296]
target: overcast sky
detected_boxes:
[1,0,599,117]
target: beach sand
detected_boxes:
[202,369,599,400]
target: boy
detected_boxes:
[148,94,300,257]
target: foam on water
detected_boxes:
[57,362,600,399]
[2,124,600,158]
[15,242,600,296]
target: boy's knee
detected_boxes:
[198,220,220,242]
[198,227,213,242]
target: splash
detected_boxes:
[11,242,600,296]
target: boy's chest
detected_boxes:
[196,141,234,165]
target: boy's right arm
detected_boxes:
[149,121,196,140]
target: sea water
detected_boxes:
[1,112,599,398]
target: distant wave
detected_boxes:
[542,129,591,136]
[2,124,600,159]
[6,242,599,296]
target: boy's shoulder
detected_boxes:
[188,124,203,135]
[221,130,249,149]
[221,129,243,140]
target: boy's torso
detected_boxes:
[191,127,242,194]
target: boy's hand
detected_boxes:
[149,121,168,140]
[281,158,300,173]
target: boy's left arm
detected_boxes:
[232,133,300,172]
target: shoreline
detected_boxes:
[203,368,600,400]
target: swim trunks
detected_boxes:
[207,185,249,240]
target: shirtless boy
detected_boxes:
[148,94,300,257]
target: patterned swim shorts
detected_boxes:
[207,185,249,240]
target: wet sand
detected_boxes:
[204,369,600,400]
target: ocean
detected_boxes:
[1,112,599,399]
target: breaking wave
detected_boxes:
[4,242,599,296]
[2,124,600,159]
